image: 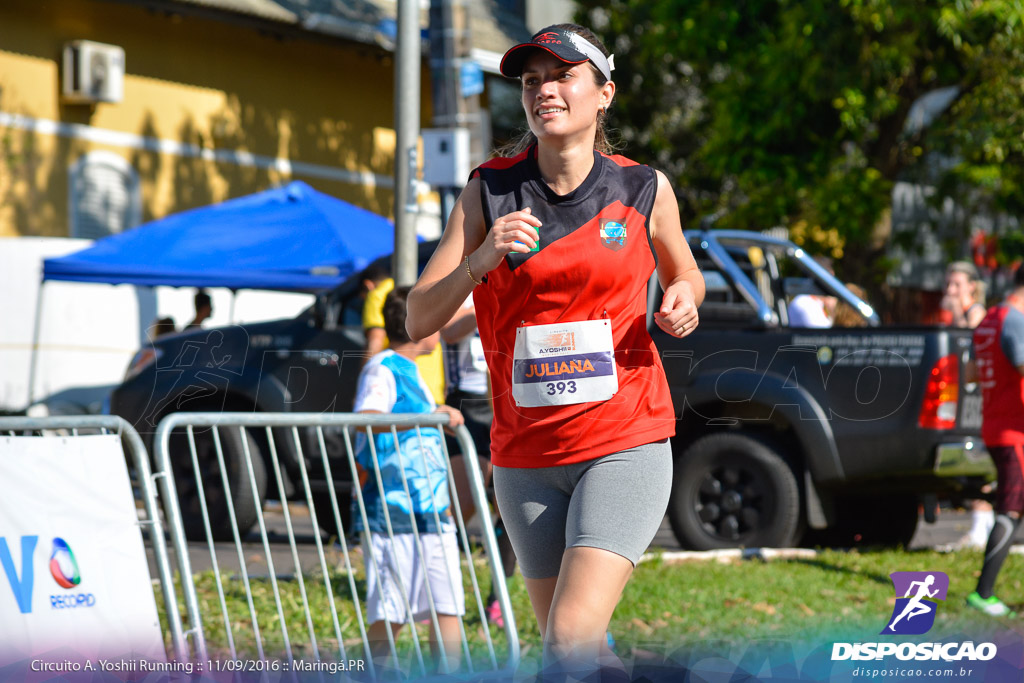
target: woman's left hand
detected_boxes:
[654,281,699,338]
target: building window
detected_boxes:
[69,151,140,239]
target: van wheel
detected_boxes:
[668,433,803,550]
[168,426,267,542]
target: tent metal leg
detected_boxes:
[26,279,45,409]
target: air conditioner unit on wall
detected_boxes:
[62,40,125,104]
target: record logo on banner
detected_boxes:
[49,538,81,589]
[46,536,96,610]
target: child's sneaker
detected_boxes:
[967,591,1015,617]
[486,598,505,628]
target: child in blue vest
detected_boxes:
[353,286,466,671]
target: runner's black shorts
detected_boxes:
[444,389,492,460]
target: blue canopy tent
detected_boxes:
[28,180,397,406]
[43,180,395,290]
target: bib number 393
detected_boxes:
[512,319,618,407]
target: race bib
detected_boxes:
[512,319,618,407]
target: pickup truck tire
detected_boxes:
[169,426,268,542]
[668,432,803,550]
[311,487,354,541]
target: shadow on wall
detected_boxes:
[1,112,69,238]
[1,0,398,236]
[1,93,392,237]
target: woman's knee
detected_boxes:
[545,602,607,651]
[544,620,607,664]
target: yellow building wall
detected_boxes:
[0,0,431,238]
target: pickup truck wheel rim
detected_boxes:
[669,432,802,549]
[697,466,767,540]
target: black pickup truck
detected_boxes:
[110,232,993,548]
[655,230,992,549]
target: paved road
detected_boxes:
[148,503,984,579]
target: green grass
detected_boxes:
[156,546,1024,670]
[157,548,520,670]
[610,548,1024,651]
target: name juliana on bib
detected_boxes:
[512,319,618,407]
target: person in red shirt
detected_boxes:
[966,266,1024,616]
[407,22,704,679]
[940,261,993,550]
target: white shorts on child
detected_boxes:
[365,530,466,624]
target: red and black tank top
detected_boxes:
[974,305,1024,446]
[470,146,676,468]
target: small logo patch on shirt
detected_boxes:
[599,219,627,251]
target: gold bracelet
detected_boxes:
[465,255,483,286]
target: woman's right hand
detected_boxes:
[470,207,542,275]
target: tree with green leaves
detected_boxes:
[578,0,1023,299]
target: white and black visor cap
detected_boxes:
[500,26,615,83]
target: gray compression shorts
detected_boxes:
[492,439,672,579]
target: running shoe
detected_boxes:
[966,592,1015,617]
[486,598,505,628]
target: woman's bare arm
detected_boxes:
[407,176,541,340]
[650,170,704,338]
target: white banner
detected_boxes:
[0,433,166,665]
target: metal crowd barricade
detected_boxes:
[153,412,519,678]
[0,415,187,661]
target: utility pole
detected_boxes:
[429,0,459,223]
[393,0,420,287]
[428,0,483,225]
